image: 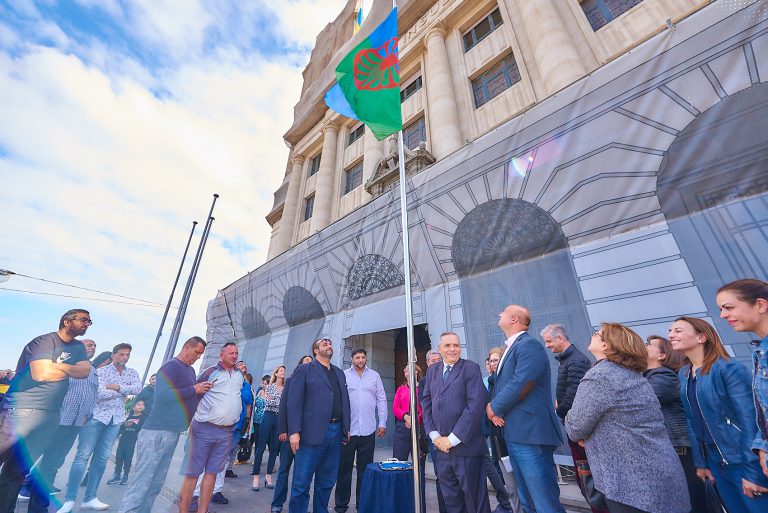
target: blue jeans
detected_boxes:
[28,425,81,513]
[705,445,768,513]
[288,422,341,513]
[65,419,121,502]
[271,440,294,512]
[505,442,565,513]
[253,411,280,475]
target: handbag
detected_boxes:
[574,460,609,511]
[703,478,726,513]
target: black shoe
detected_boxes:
[188,496,199,513]
[224,469,237,478]
[119,476,129,485]
[211,492,229,505]
[107,475,121,485]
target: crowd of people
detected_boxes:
[0,277,766,513]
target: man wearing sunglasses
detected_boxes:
[0,309,92,511]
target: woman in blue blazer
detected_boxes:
[670,316,768,513]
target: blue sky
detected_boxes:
[0,0,347,375]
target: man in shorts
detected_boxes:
[178,342,244,513]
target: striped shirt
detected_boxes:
[59,367,99,426]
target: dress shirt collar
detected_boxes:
[497,331,527,373]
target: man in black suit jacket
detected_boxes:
[422,332,490,513]
[286,339,351,513]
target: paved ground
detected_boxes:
[17,436,589,513]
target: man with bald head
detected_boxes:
[486,305,565,513]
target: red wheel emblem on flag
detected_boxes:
[353,37,400,91]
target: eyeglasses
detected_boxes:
[488,359,500,364]
[72,317,93,326]
[592,331,603,339]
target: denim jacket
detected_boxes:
[679,358,762,481]
[752,336,768,454]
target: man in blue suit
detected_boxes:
[486,305,565,513]
[422,332,490,513]
[287,339,350,513]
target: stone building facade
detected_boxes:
[206,0,768,447]
[265,0,711,259]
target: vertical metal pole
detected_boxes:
[397,130,422,513]
[142,220,197,384]
[164,194,219,362]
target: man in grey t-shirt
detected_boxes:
[0,309,92,511]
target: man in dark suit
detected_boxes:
[422,332,490,513]
[486,305,566,513]
[286,339,350,513]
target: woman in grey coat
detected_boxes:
[565,323,689,513]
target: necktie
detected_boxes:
[443,365,452,382]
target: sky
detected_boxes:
[0,0,349,377]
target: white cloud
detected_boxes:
[276,0,351,47]
[0,0,351,371]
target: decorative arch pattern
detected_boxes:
[657,82,768,356]
[346,254,405,300]
[452,198,568,277]
[451,199,590,369]
[241,307,271,338]
[283,286,325,327]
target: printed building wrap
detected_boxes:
[206,0,768,446]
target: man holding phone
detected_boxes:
[178,342,244,513]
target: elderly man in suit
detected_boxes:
[422,332,490,513]
[486,305,565,513]
[286,338,351,513]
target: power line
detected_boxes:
[1,270,167,307]
[0,287,178,309]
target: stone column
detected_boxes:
[424,27,463,160]
[273,153,305,254]
[311,121,339,232]
[513,0,585,95]
[362,127,385,202]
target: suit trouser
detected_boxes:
[428,440,448,513]
[505,442,565,513]
[434,451,490,513]
[0,409,58,513]
[334,433,375,513]
[289,422,341,513]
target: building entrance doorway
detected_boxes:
[343,323,431,448]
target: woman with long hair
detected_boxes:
[717,279,768,480]
[566,323,689,513]
[643,335,704,511]
[670,316,768,512]
[251,365,286,490]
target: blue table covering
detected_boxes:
[358,463,414,513]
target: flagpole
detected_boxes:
[397,129,423,513]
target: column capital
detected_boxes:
[290,153,305,166]
[322,121,339,135]
[424,25,447,45]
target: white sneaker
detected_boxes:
[81,498,110,510]
[56,501,75,513]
